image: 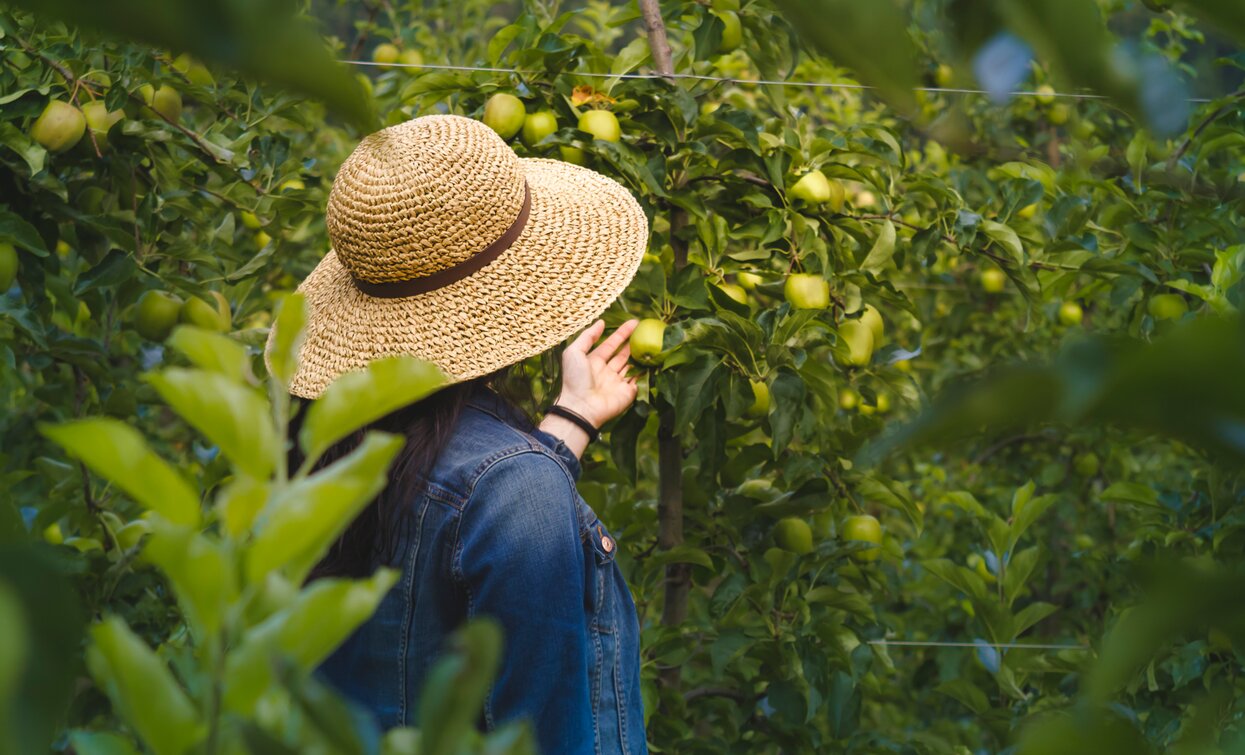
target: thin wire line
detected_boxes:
[343,59,1215,104]
[868,639,1090,650]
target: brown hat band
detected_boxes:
[350,183,532,299]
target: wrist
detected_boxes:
[553,395,603,428]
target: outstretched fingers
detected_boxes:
[567,319,606,356]
[607,344,631,373]
[590,318,639,363]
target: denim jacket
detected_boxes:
[319,385,647,755]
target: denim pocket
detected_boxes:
[583,520,617,632]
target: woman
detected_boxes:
[273,114,650,754]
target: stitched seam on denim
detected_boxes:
[423,479,466,509]
[591,615,604,755]
[397,498,431,727]
[452,498,497,730]
[613,605,628,755]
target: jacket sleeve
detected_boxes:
[454,450,593,753]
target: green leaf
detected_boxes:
[1003,546,1041,608]
[67,731,141,755]
[1009,494,1057,552]
[146,368,277,480]
[166,327,251,383]
[0,209,49,257]
[224,570,398,714]
[247,432,403,583]
[859,220,896,274]
[86,617,205,755]
[922,558,989,601]
[769,368,806,456]
[141,527,235,639]
[935,679,990,715]
[857,476,923,532]
[1100,482,1161,508]
[299,357,446,467]
[647,545,714,570]
[40,418,200,527]
[980,219,1024,263]
[770,0,918,112]
[419,619,504,755]
[266,293,306,390]
[1012,601,1059,637]
[804,586,873,619]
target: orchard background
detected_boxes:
[2,0,1245,752]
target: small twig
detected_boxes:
[1167,88,1245,171]
[685,686,754,703]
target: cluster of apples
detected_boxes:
[478,92,620,166]
[132,289,231,342]
[772,513,883,562]
[28,57,202,156]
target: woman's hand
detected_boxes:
[538,319,639,458]
[556,318,640,428]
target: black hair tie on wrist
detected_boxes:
[546,404,600,443]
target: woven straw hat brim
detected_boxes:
[284,157,648,399]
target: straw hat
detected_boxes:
[272,114,649,399]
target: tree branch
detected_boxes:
[637,0,675,78]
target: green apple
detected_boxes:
[774,517,813,554]
[398,49,424,71]
[875,392,891,414]
[172,53,215,87]
[714,10,743,53]
[31,100,86,153]
[255,230,273,248]
[482,93,526,140]
[859,304,884,344]
[1148,293,1187,321]
[139,84,183,122]
[784,273,829,310]
[42,522,64,545]
[116,520,152,550]
[789,171,831,205]
[240,211,263,230]
[717,282,748,306]
[56,240,72,258]
[1048,103,1070,125]
[1017,203,1038,220]
[1035,84,1056,105]
[935,63,953,88]
[578,109,621,142]
[737,271,763,290]
[630,318,666,364]
[559,145,585,165]
[521,111,559,147]
[1073,452,1100,477]
[838,387,858,411]
[372,43,400,68]
[1058,301,1083,326]
[842,514,882,562]
[180,295,228,332]
[133,290,182,341]
[839,320,874,367]
[82,100,124,151]
[746,379,770,418]
[980,268,1006,293]
[0,242,17,291]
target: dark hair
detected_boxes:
[289,363,542,581]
